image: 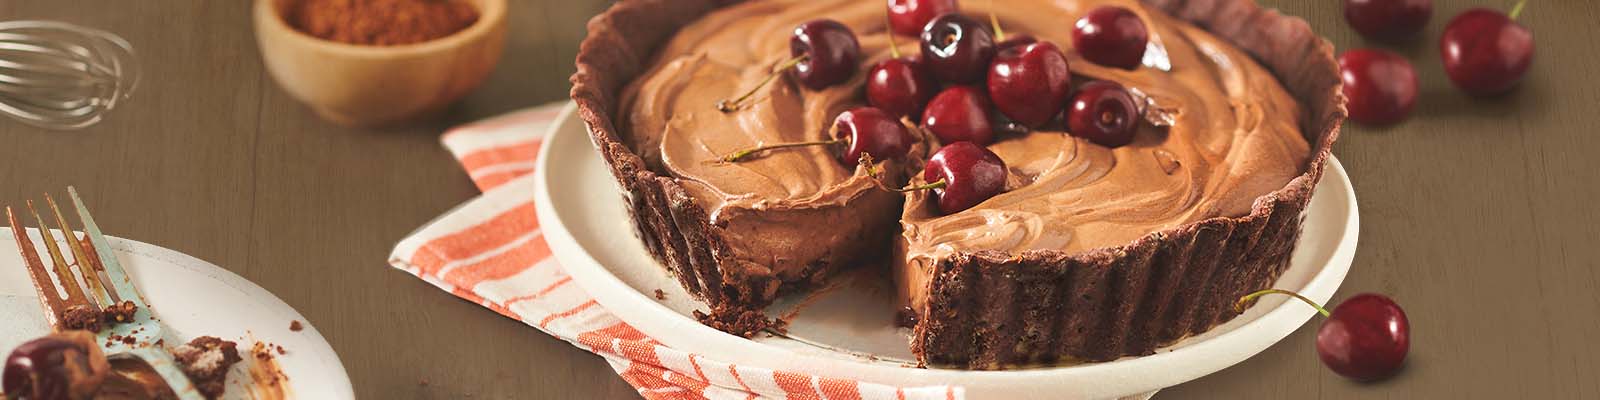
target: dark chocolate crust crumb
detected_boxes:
[172,336,242,399]
[766,318,789,335]
[62,305,103,333]
[692,308,772,338]
[653,289,666,300]
[288,320,304,332]
[101,301,138,324]
[895,306,918,328]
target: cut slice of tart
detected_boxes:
[572,0,918,336]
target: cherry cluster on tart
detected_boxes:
[572,0,1345,369]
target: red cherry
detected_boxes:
[922,86,996,146]
[1318,293,1410,382]
[834,107,916,164]
[791,19,862,90]
[887,0,958,37]
[1338,49,1419,125]
[920,13,997,84]
[718,19,863,112]
[718,107,913,165]
[988,41,1071,128]
[1440,8,1534,96]
[1072,6,1148,70]
[720,19,857,112]
[1343,0,1432,41]
[1238,290,1410,383]
[867,57,938,119]
[1066,80,1139,147]
[3,331,109,400]
[922,141,1007,214]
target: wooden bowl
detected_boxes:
[253,0,506,127]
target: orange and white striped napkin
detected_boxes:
[387,103,963,400]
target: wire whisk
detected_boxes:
[0,20,139,130]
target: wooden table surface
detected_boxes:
[2,0,1596,398]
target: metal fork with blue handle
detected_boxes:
[6,187,205,400]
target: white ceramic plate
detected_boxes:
[536,103,1358,399]
[0,228,354,399]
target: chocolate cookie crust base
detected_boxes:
[570,0,1346,366]
[571,0,783,337]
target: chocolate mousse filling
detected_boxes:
[573,0,1343,367]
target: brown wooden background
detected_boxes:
[2,0,1597,398]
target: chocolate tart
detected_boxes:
[571,0,1345,368]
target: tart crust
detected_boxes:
[570,0,1346,366]
[571,0,781,336]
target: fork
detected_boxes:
[6,187,204,400]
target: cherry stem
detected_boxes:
[885,10,902,59]
[858,153,883,177]
[721,139,843,163]
[860,153,908,193]
[894,179,947,192]
[718,54,809,112]
[1508,0,1527,20]
[988,0,1006,41]
[1235,289,1331,317]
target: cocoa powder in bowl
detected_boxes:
[283,0,478,46]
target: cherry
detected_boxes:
[1072,6,1149,70]
[922,86,996,145]
[719,19,860,112]
[887,0,958,37]
[867,33,938,119]
[916,141,1007,214]
[988,41,1071,128]
[1238,290,1409,382]
[834,107,916,164]
[3,331,110,400]
[1343,0,1432,41]
[792,20,862,89]
[867,58,937,119]
[1066,80,1139,147]
[1338,49,1418,125]
[1319,294,1411,381]
[920,13,997,84]
[719,107,914,165]
[1440,4,1534,96]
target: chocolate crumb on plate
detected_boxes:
[288,320,303,332]
[653,289,666,300]
[171,336,242,399]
